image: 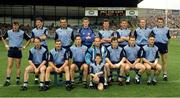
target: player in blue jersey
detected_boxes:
[133,18,152,47]
[98,19,114,48]
[44,39,71,91]
[21,37,47,91]
[105,37,126,85]
[55,17,74,50]
[117,19,131,47]
[69,35,88,88]
[142,34,162,85]
[151,17,171,81]
[85,37,108,87]
[89,54,105,91]
[123,36,146,84]
[31,17,48,83]
[79,17,95,48]
[2,21,31,86]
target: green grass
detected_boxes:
[0,39,180,97]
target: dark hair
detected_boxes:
[55,39,62,43]
[12,21,19,25]
[111,37,118,42]
[60,17,67,21]
[148,33,155,38]
[103,19,109,23]
[82,17,89,21]
[139,18,146,22]
[120,19,128,23]
[157,17,164,22]
[129,35,136,40]
[34,37,41,42]
[95,53,101,58]
[74,35,81,39]
[35,17,43,22]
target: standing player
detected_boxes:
[142,34,162,85]
[44,39,71,91]
[133,18,152,47]
[31,17,48,83]
[54,17,74,80]
[55,17,74,50]
[89,54,105,91]
[116,19,131,47]
[106,37,126,85]
[69,35,88,88]
[151,17,171,81]
[2,21,31,86]
[79,17,95,48]
[21,37,47,91]
[98,19,114,48]
[123,36,146,84]
[31,17,48,50]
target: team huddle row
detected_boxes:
[1,17,170,91]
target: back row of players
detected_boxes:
[1,17,170,91]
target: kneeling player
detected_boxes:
[89,54,105,91]
[69,35,88,88]
[142,34,162,85]
[106,37,126,85]
[21,37,47,91]
[123,36,146,84]
[44,39,71,91]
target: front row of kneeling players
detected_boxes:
[21,34,162,91]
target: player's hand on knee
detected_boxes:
[35,68,39,74]
[55,68,59,73]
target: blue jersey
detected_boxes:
[98,29,114,47]
[90,62,104,74]
[55,27,74,47]
[79,27,95,47]
[107,46,124,63]
[142,45,159,62]
[152,26,171,44]
[124,45,142,62]
[116,28,131,46]
[3,29,30,48]
[85,45,107,65]
[28,47,47,65]
[134,27,152,45]
[70,45,88,62]
[32,27,48,46]
[49,48,68,65]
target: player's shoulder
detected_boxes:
[123,45,129,49]
[32,28,37,32]
[56,28,61,32]
[82,45,88,49]
[67,27,73,31]
[29,47,35,52]
[41,46,47,52]
[154,45,158,50]
[50,48,56,53]
[142,45,148,49]
[164,26,169,30]
[43,27,47,29]
[7,29,13,33]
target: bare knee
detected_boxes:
[156,65,162,71]
[125,65,130,71]
[83,64,88,71]
[64,66,69,73]
[40,66,46,72]
[70,64,76,71]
